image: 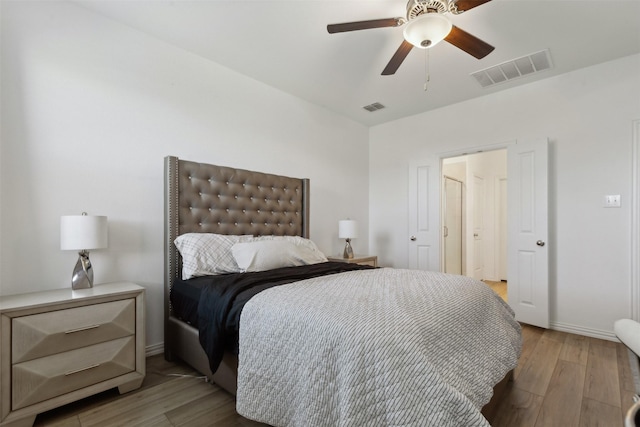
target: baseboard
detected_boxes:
[551,321,618,342]
[146,342,164,357]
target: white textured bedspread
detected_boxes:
[237,268,521,427]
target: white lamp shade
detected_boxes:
[60,215,108,250]
[339,220,358,239]
[403,13,452,49]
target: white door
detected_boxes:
[472,175,485,280]
[408,159,441,271]
[507,139,549,328]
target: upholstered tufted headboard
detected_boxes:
[163,155,310,322]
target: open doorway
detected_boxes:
[442,150,507,301]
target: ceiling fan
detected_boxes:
[327,0,494,75]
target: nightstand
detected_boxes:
[0,282,145,427]
[327,255,378,267]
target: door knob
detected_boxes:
[536,240,545,247]
[410,236,417,241]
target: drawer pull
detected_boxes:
[64,324,101,334]
[65,363,101,376]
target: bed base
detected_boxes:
[165,317,238,395]
[481,369,513,422]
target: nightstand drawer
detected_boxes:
[12,336,135,410]
[12,299,135,363]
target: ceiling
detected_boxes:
[74,0,640,127]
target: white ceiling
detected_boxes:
[74,0,640,127]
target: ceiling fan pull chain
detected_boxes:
[424,48,430,92]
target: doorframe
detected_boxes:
[438,141,512,275]
[632,119,640,320]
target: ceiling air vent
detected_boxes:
[363,102,385,112]
[471,49,553,88]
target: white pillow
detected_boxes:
[174,233,252,279]
[231,239,328,273]
[251,235,326,257]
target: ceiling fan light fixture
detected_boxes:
[403,13,452,49]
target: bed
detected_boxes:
[164,155,521,426]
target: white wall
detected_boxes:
[370,53,640,337]
[0,1,370,349]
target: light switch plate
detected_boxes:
[604,195,621,208]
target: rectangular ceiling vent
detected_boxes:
[363,102,385,112]
[471,49,553,88]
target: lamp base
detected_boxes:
[71,250,94,290]
[343,239,354,259]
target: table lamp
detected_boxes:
[61,212,108,289]
[339,219,358,259]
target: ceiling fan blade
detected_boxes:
[327,18,403,34]
[444,25,494,59]
[382,40,414,75]
[454,0,492,12]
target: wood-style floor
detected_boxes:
[484,279,508,302]
[34,325,636,426]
